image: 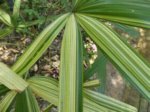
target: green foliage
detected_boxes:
[0,0,150,112]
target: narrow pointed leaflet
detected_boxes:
[59,14,83,112]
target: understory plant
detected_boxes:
[0,0,150,112]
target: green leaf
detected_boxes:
[28,76,59,106]
[112,23,140,38]
[28,76,137,112]
[84,57,99,81]
[84,50,107,93]
[83,79,100,88]
[76,0,150,28]
[96,51,107,93]
[76,14,150,101]
[83,97,115,112]
[84,89,137,112]
[0,27,14,39]
[0,9,12,26]
[0,85,9,96]
[11,13,70,76]
[84,52,107,81]
[13,0,21,21]
[59,14,83,112]
[15,87,40,112]
[0,62,28,92]
[0,91,17,112]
